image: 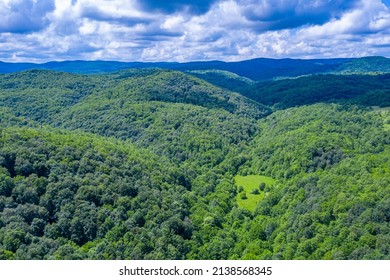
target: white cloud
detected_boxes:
[136,0,389,61]
[0,0,54,33]
[0,0,389,62]
[302,0,390,37]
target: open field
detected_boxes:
[235,175,276,211]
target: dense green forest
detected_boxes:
[239,74,390,109]
[0,67,389,260]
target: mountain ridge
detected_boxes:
[1,56,389,81]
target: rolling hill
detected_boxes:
[238,74,390,109]
[1,56,390,81]
[0,63,389,260]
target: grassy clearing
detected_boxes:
[234,175,276,212]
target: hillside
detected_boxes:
[239,74,390,109]
[0,126,195,259]
[0,67,389,260]
[333,56,390,74]
[0,69,268,168]
[0,69,269,120]
[223,104,390,259]
[186,70,255,92]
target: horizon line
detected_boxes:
[0,55,389,65]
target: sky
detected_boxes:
[0,0,389,62]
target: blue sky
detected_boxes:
[0,0,389,62]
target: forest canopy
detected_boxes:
[0,68,389,260]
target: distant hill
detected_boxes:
[0,68,269,119]
[331,56,390,74]
[239,74,390,109]
[0,69,269,167]
[1,56,389,80]
[186,70,255,92]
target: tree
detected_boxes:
[240,192,247,200]
[259,182,266,191]
[251,188,260,195]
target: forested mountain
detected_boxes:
[333,56,390,74]
[186,70,255,92]
[238,74,390,109]
[1,56,390,80]
[0,65,389,260]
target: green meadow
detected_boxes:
[235,175,276,212]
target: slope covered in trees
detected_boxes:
[236,105,390,259]
[0,66,389,260]
[186,70,255,92]
[0,126,196,259]
[0,69,269,172]
[239,74,390,109]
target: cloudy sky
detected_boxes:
[0,0,389,62]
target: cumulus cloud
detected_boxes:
[0,0,55,33]
[302,0,390,36]
[139,0,390,61]
[239,0,358,31]
[0,0,389,62]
